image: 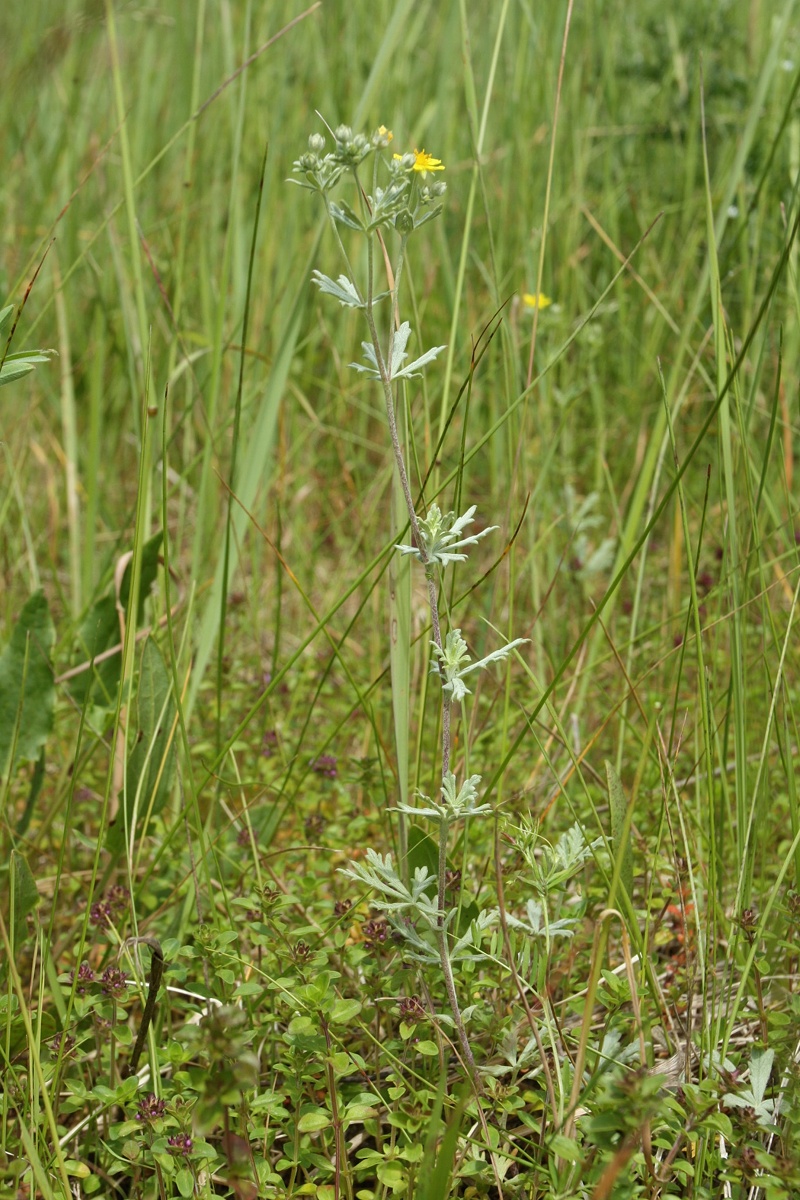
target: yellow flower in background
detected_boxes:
[522,292,552,310]
[377,125,393,142]
[394,148,445,176]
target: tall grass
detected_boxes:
[2,0,800,1196]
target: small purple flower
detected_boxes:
[90,885,130,929]
[100,966,128,998]
[398,995,426,1022]
[312,754,337,779]
[362,917,388,948]
[334,898,352,918]
[90,901,112,929]
[52,1032,76,1056]
[70,961,95,995]
[167,1133,193,1157]
[136,1093,167,1123]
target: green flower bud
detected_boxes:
[395,209,414,235]
[308,133,326,153]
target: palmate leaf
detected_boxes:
[349,321,445,381]
[0,590,55,783]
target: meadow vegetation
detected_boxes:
[1,1,800,1197]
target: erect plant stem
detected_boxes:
[362,213,474,1088]
[437,927,480,1091]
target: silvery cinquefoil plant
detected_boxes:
[291,120,527,1088]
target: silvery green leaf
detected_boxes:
[350,322,445,382]
[386,917,440,960]
[394,798,445,820]
[440,772,491,819]
[506,899,576,940]
[413,205,443,229]
[311,271,364,308]
[387,322,413,376]
[397,503,497,566]
[366,180,409,230]
[443,675,470,703]
[339,849,412,904]
[392,343,446,381]
[450,909,497,962]
[329,199,364,231]
[448,506,479,538]
[349,340,382,377]
[459,638,528,678]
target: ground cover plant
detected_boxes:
[2,0,800,1196]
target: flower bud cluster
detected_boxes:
[291,123,446,236]
[292,126,375,195]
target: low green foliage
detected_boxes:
[2,1,800,1198]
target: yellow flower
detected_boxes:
[377,125,393,142]
[412,148,444,174]
[394,147,445,176]
[522,292,552,310]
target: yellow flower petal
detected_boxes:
[522,292,552,310]
[412,147,445,174]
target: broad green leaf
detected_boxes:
[63,1160,90,1179]
[9,849,40,949]
[296,1109,331,1133]
[15,747,46,837]
[175,1169,194,1198]
[606,760,633,901]
[549,1133,583,1163]
[68,531,163,709]
[416,1040,439,1057]
[0,591,55,782]
[344,1102,378,1124]
[106,636,176,855]
[329,998,361,1024]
